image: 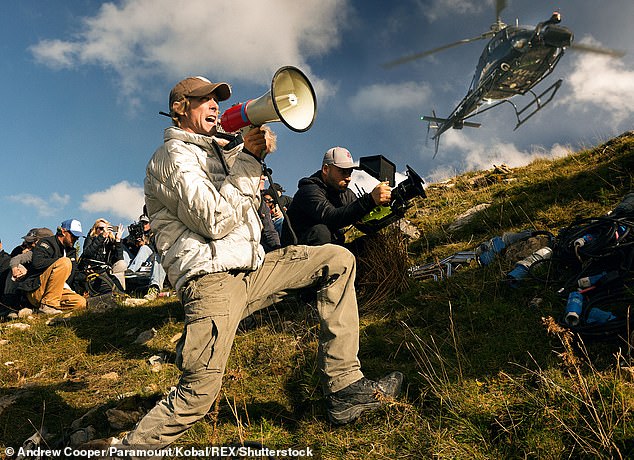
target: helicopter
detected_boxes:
[384,0,625,156]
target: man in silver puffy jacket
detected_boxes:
[119,75,403,451]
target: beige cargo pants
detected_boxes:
[123,244,363,448]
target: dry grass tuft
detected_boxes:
[353,226,412,311]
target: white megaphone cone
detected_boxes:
[220,66,317,133]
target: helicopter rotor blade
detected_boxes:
[569,43,625,58]
[383,33,493,68]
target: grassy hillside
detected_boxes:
[1,131,634,459]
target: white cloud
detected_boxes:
[7,193,70,217]
[30,0,348,98]
[80,181,144,221]
[348,81,432,118]
[559,38,634,125]
[30,39,80,69]
[350,170,379,195]
[427,130,572,182]
[50,192,71,207]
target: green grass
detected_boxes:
[2,131,634,459]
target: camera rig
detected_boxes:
[128,221,145,241]
[354,155,426,234]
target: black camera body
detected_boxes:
[128,222,145,242]
[122,221,147,255]
[390,165,427,214]
[355,156,426,234]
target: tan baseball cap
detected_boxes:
[322,147,358,169]
[169,76,231,109]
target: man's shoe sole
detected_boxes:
[328,399,382,425]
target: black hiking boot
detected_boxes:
[326,371,403,425]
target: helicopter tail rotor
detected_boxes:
[421,112,443,158]
[422,112,482,158]
[423,109,439,147]
[424,110,439,129]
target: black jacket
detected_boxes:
[16,235,79,293]
[0,250,10,273]
[283,170,375,245]
[81,235,124,267]
[0,250,10,294]
[277,194,293,210]
[258,198,281,253]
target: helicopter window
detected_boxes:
[488,28,511,53]
[488,35,505,52]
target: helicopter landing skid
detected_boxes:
[464,78,563,130]
[505,79,563,130]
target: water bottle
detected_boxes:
[507,247,553,286]
[565,291,584,326]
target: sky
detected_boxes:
[1,0,633,252]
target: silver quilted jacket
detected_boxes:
[144,127,264,292]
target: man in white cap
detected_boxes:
[282,146,392,246]
[106,75,402,455]
[17,219,86,314]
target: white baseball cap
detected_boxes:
[60,219,85,238]
[322,147,358,169]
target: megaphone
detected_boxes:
[220,66,316,133]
